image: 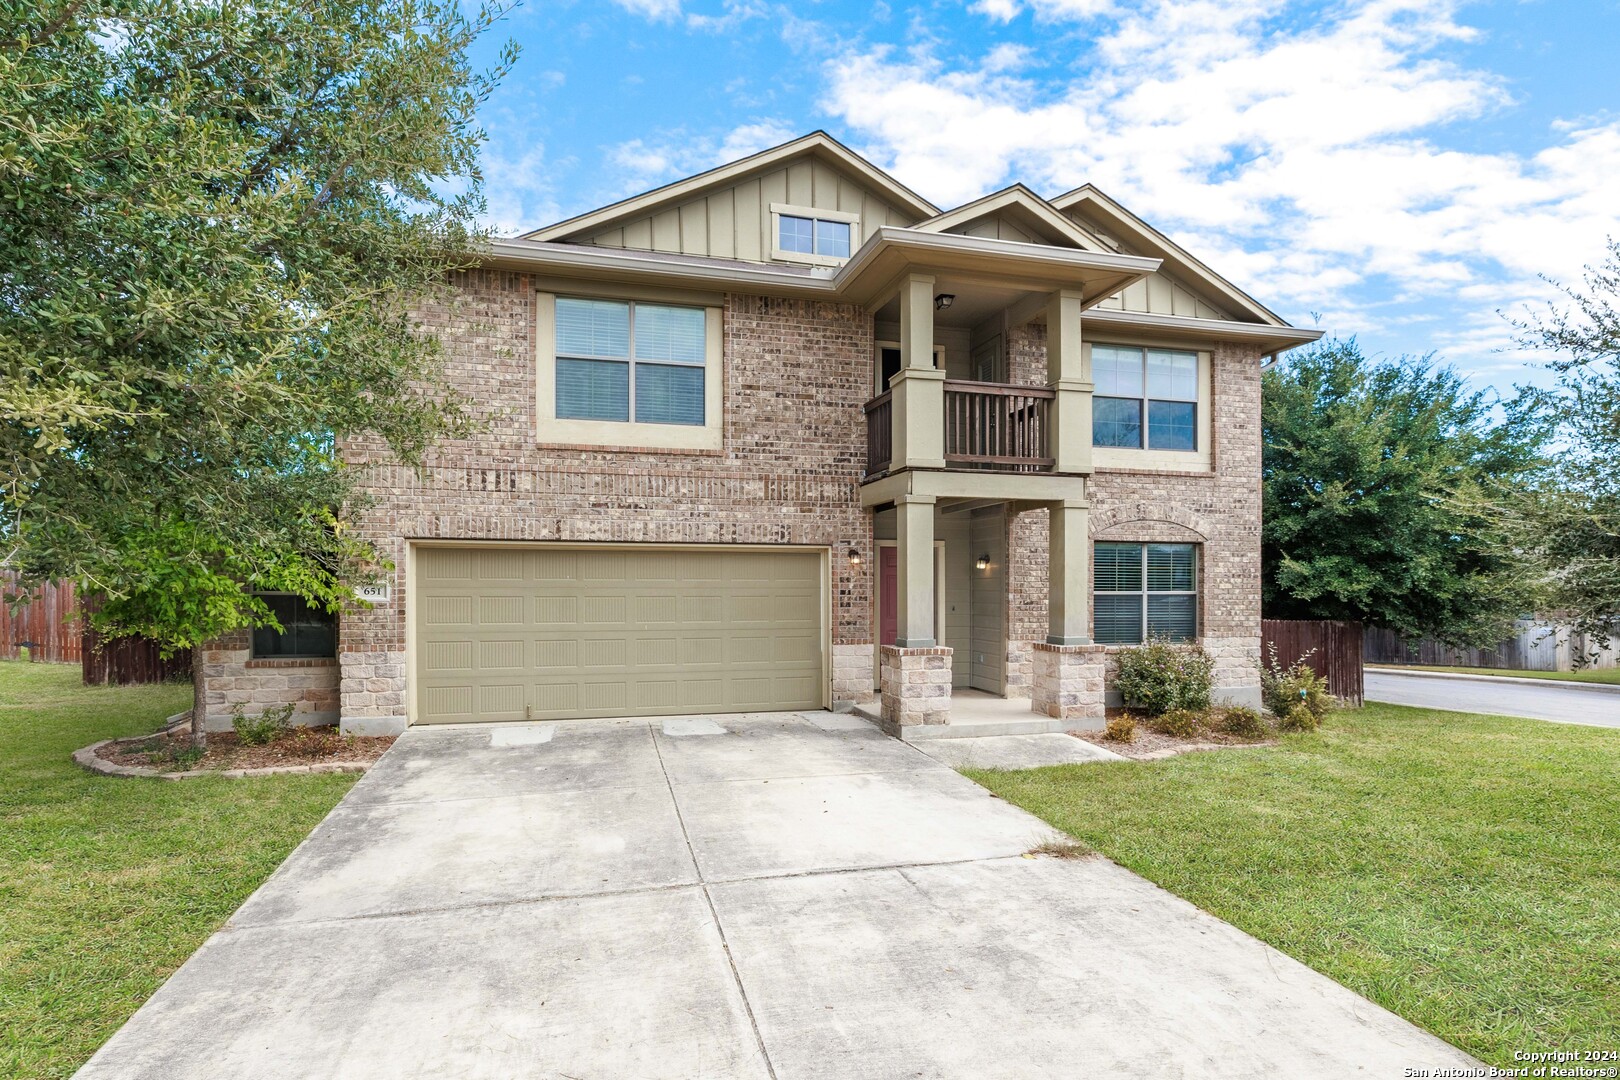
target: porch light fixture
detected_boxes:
[848,548,863,566]
[976,553,990,571]
[934,293,955,311]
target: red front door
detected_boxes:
[879,546,898,646]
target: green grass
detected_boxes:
[966,703,1620,1067]
[1369,662,1620,685]
[0,662,357,1079]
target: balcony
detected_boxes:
[865,380,1055,478]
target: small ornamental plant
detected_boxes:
[1260,643,1336,721]
[1152,707,1202,739]
[1114,637,1214,716]
[1219,706,1270,739]
[231,703,296,746]
[1103,713,1138,743]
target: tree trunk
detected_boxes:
[190,644,207,747]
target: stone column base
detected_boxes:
[1032,642,1105,726]
[878,645,952,736]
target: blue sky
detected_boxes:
[471,0,1620,394]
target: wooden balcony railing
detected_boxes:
[943,380,1054,471]
[864,390,892,476]
[862,380,1056,477]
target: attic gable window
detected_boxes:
[770,203,859,266]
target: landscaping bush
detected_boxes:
[1220,705,1270,738]
[1279,702,1320,733]
[1114,637,1214,716]
[1151,707,1202,739]
[1103,713,1138,743]
[231,703,296,746]
[1260,643,1336,720]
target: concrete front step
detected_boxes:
[851,704,1096,742]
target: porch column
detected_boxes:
[892,273,946,470]
[1046,288,1092,474]
[1048,499,1090,645]
[894,494,936,647]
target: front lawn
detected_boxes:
[966,703,1620,1067]
[0,661,357,1079]
[1369,662,1620,685]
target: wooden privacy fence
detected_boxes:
[1262,619,1364,706]
[1364,622,1620,672]
[0,572,82,663]
[76,596,193,685]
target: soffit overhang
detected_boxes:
[479,228,1161,309]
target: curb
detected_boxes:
[73,735,374,781]
[1366,666,1620,696]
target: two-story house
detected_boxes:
[197,132,1320,739]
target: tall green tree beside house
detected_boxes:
[0,0,515,738]
[1510,239,1620,653]
[1261,339,1550,646]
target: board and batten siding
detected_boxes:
[579,158,920,261]
[953,213,1050,246]
[1092,271,1229,320]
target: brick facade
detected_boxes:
[332,273,879,729]
[1003,324,1264,705]
[201,270,1265,729]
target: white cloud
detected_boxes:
[819,0,1620,374]
[603,119,800,200]
[481,143,562,237]
[612,0,681,19]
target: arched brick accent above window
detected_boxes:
[1089,501,1211,543]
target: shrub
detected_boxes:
[1103,713,1138,743]
[1260,643,1337,720]
[1279,702,1320,733]
[1151,707,1202,739]
[1114,637,1214,716]
[1220,705,1270,739]
[232,702,295,746]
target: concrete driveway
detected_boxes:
[77,712,1476,1079]
[1367,668,1620,728]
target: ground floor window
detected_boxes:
[1094,542,1197,644]
[252,594,337,659]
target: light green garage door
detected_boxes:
[414,546,825,724]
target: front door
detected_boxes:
[877,544,940,647]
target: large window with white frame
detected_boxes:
[1092,345,1200,451]
[554,297,706,426]
[1094,542,1198,644]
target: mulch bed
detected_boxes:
[1075,709,1278,760]
[97,727,395,773]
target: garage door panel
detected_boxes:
[635,638,678,666]
[533,639,578,669]
[416,547,824,723]
[477,550,527,581]
[534,595,578,625]
[477,595,525,625]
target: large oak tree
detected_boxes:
[1262,339,1550,646]
[1,0,515,736]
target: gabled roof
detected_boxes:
[1049,184,1287,326]
[913,185,1111,253]
[526,131,940,243]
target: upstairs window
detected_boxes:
[554,297,706,426]
[778,215,851,259]
[1094,543,1198,645]
[252,594,336,659]
[770,203,859,266]
[1092,345,1199,451]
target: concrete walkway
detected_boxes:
[77,712,1477,1079]
[1367,669,1620,728]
